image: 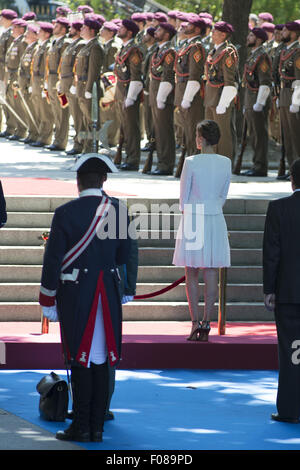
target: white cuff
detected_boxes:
[217,85,237,109]
[126,81,143,102]
[182,80,200,105]
[256,85,270,106]
[70,85,76,95]
[85,91,92,99]
[290,104,299,113]
[157,81,173,104]
[292,82,300,107]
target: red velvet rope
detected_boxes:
[134,276,185,300]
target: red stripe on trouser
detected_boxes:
[98,271,119,367]
[75,275,101,367]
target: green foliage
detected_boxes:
[251,0,300,24]
[0,0,18,11]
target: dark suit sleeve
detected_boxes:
[263,201,281,295]
[0,181,7,227]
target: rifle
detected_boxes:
[113,126,124,166]
[233,116,248,175]
[175,137,186,178]
[142,136,155,174]
[277,124,286,178]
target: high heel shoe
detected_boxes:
[198,321,211,342]
[187,320,201,341]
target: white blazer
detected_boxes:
[179,153,232,214]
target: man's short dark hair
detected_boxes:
[290,159,300,188]
[77,172,106,189]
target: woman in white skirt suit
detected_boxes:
[173,120,231,341]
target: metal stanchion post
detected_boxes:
[218,267,227,335]
[39,231,50,334]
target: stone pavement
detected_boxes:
[0,136,292,450]
[0,137,293,200]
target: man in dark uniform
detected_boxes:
[174,14,207,156]
[59,20,85,156]
[4,18,28,141]
[0,9,17,137]
[74,16,104,154]
[114,19,143,171]
[263,159,300,423]
[241,27,272,177]
[204,21,239,161]
[277,22,300,180]
[39,153,131,442]
[149,22,177,175]
[44,17,71,151]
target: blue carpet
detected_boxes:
[0,369,299,451]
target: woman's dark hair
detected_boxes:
[196,120,221,146]
[291,159,300,188]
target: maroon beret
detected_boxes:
[131,12,147,22]
[157,22,177,38]
[102,21,119,33]
[199,12,213,20]
[214,21,234,34]
[55,16,70,28]
[122,19,139,37]
[26,23,39,34]
[1,9,18,20]
[187,13,207,30]
[285,21,300,32]
[12,18,27,28]
[258,12,274,23]
[167,10,180,19]
[154,12,168,23]
[275,24,284,31]
[91,13,105,25]
[146,26,156,38]
[145,12,154,21]
[77,5,94,14]
[176,12,189,22]
[71,20,84,31]
[22,12,37,21]
[56,6,72,16]
[39,22,54,34]
[251,27,268,42]
[84,15,102,31]
[261,21,275,32]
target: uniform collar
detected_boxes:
[79,188,103,197]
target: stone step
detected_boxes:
[0,264,262,283]
[0,301,271,321]
[5,196,271,215]
[5,212,266,231]
[0,282,263,303]
[0,246,262,266]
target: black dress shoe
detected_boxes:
[66,148,82,156]
[240,169,267,177]
[120,163,139,171]
[271,413,299,424]
[0,131,11,138]
[90,431,103,442]
[276,173,290,181]
[150,169,173,176]
[8,134,21,141]
[45,144,65,151]
[30,141,46,147]
[56,425,90,442]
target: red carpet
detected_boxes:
[1,177,135,197]
[0,322,278,370]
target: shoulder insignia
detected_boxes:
[225,55,234,68]
[193,49,202,63]
[165,52,174,65]
[296,56,300,70]
[260,59,269,73]
[130,52,141,65]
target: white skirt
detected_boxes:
[172,212,231,268]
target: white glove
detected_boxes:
[290,104,299,113]
[157,100,166,109]
[70,85,76,95]
[28,86,32,94]
[122,295,134,304]
[181,99,191,109]
[44,82,48,90]
[42,305,58,322]
[253,103,263,112]
[216,105,227,114]
[291,80,300,106]
[42,90,47,99]
[124,97,135,108]
[85,91,92,99]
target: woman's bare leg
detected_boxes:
[202,268,218,321]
